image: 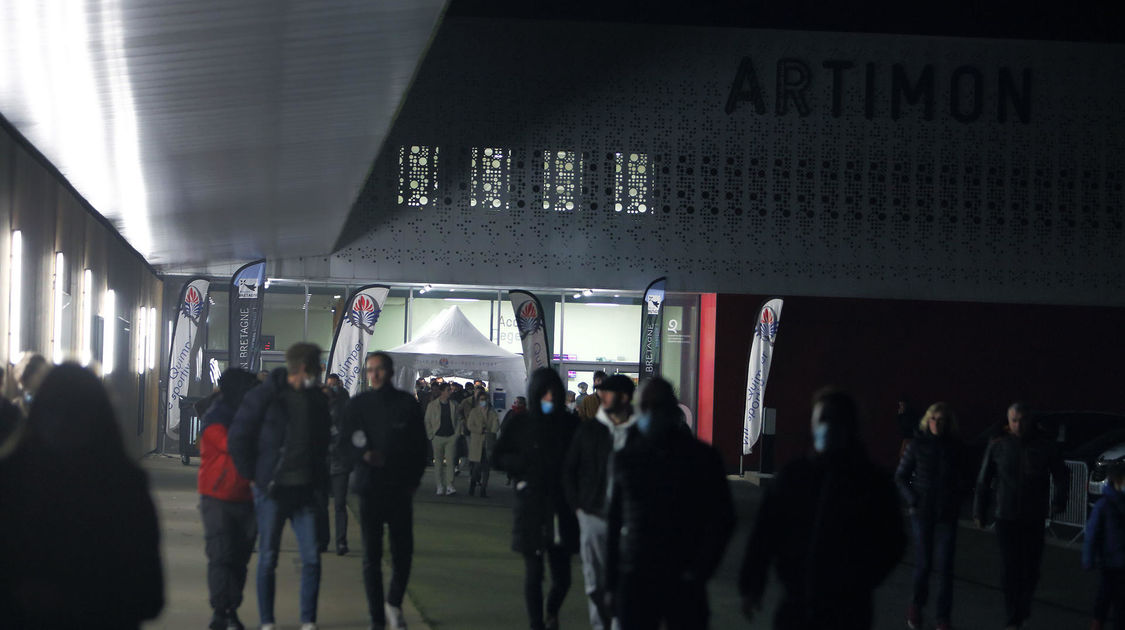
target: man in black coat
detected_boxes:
[605,378,735,630]
[323,373,352,555]
[740,388,906,630]
[229,343,331,629]
[974,402,1069,630]
[344,352,428,630]
[494,368,580,630]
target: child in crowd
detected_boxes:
[1084,463,1125,630]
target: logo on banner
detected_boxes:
[645,293,664,315]
[516,301,542,339]
[182,286,204,320]
[758,307,779,343]
[237,278,259,299]
[439,357,450,368]
[347,295,379,329]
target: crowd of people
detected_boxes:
[0,347,1122,630]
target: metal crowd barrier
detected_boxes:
[1048,460,1089,544]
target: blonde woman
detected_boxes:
[466,390,500,498]
[895,402,965,630]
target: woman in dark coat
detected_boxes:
[493,368,580,630]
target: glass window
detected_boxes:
[368,295,407,352]
[410,294,495,341]
[471,147,510,210]
[542,150,582,211]
[558,300,641,363]
[398,145,438,207]
[206,289,228,350]
[614,152,651,214]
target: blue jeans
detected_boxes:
[911,515,957,622]
[253,486,322,623]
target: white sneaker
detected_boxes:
[436,486,444,495]
[300,624,318,630]
[385,603,407,629]
[445,486,457,496]
[260,625,275,630]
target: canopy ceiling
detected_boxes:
[0,0,447,268]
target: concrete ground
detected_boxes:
[144,456,1096,630]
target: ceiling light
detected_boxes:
[333,294,342,299]
[52,252,65,364]
[81,269,93,366]
[572,292,582,299]
[264,278,272,289]
[8,231,22,364]
[582,289,593,297]
[102,289,116,375]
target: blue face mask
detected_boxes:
[636,412,653,435]
[813,423,830,453]
[540,400,555,415]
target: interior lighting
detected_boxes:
[7,231,22,364]
[333,294,342,300]
[264,278,272,289]
[52,252,65,364]
[582,289,593,297]
[147,306,157,370]
[572,292,583,299]
[81,269,93,366]
[103,289,116,374]
[135,306,146,374]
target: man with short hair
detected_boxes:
[229,343,331,630]
[424,384,460,495]
[974,402,1069,630]
[577,371,608,421]
[576,382,590,403]
[563,375,638,629]
[346,352,428,630]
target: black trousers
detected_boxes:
[1094,568,1125,629]
[331,472,350,547]
[470,459,491,491]
[360,485,415,626]
[200,495,257,614]
[523,546,572,630]
[995,518,1046,626]
[616,573,709,630]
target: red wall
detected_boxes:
[709,294,1125,473]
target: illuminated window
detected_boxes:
[471,147,510,210]
[542,150,583,212]
[614,152,650,214]
[397,145,438,207]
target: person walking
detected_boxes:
[577,371,607,421]
[324,373,353,555]
[494,368,580,630]
[895,402,965,630]
[345,352,429,630]
[0,364,164,629]
[576,382,590,404]
[604,378,734,629]
[229,343,331,630]
[198,368,261,630]
[466,389,500,498]
[974,402,1069,630]
[1084,463,1125,630]
[424,383,460,495]
[562,374,638,629]
[740,388,906,630]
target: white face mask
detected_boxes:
[302,376,318,390]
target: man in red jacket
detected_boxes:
[199,369,260,630]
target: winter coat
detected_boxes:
[424,399,462,440]
[458,397,475,430]
[198,399,253,502]
[974,430,1069,523]
[493,409,580,554]
[1084,484,1125,569]
[228,368,331,491]
[606,422,734,590]
[740,451,906,629]
[343,384,428,491]
[895,430,966,522]
[466,405,499,463]
[326,387,352,476]
[562,408,637,517]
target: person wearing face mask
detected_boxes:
[322,373,353,556]
[562,374,638,630]
[466,391,500,498]
[1083,464,1125,630]
[493,368,580,630]
[895,403,967,630]
[604,378,734,629]
[229,343,331,630]
[739,388,906,630]
[566,391,578,412]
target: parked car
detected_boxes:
[1068,430,1125,500]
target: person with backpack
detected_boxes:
[229,343,331,630]
[1083,463,1125,630]
[198,368,261,630]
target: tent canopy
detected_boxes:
[387,306,528,402]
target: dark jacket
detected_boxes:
[326,387,352,476]
[973,430,1069,523]
[740,452,906,630]
[343,383,428,491]
[493,370,580,555]
[895,430,966,522]
[1083,483,1125,570]
[562,418,614,517]
[606,422,735,589]
[228,368,331,491]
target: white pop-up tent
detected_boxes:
[387,306,528,403]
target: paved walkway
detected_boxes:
[143,456,1096,629]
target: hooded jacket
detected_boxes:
[562,406,636,517]
[1084,483,1125,569]
[493,369,580,554]
[974,428,1069,523]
